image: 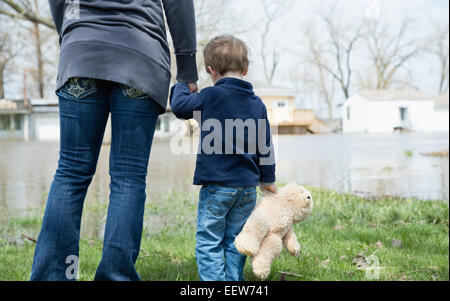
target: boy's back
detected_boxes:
[171,77,275,187]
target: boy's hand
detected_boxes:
[188,82,198,93]
[261,184,278,194]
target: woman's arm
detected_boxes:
[48,0,66,37]
[162,0,199,84]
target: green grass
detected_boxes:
[0,187,448,281]
[404,150,414,157]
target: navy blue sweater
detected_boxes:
[170,78,276,187]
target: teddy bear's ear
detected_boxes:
[280,183,312,205]
[279,183,302,202]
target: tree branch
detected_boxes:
[0,0,55,29]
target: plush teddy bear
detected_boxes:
[234,183,313,280]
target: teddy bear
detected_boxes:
[234,183,313,280]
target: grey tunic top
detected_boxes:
[49,0,199,112]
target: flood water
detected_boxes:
[0,132,449,214]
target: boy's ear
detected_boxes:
[207,66,214,75]
[243,68,249,76]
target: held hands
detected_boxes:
[188,82,198,93]
[261,184,278,194]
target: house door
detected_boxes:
[398,107,411,129]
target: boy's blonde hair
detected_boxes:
[203,35,250,76]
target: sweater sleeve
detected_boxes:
[162,0,199,83]
[48,0,66,37]
[170,82,204,120]
[258,105,276,184]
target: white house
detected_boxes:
[30,98,60,141]
[343,90,449,133]
[0,99,30,140]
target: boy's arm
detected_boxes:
[258,106,276,191]
[162,0,199,84]
[170,83,203,120]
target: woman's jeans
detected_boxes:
[30,78,160,281]
[196,185,257,281]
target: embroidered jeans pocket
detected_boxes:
[57,78,97,100]
[120,84,150,99]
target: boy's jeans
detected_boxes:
[30,78,160,281]
[196,185,257,281]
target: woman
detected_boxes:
[30,0,198,281]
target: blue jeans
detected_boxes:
[30,78,160,281]
[196,185,257,281]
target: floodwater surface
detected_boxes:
[0,132,448,214]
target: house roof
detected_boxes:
[358,90,447,102]
[31,98,59,106]
[356,90,449,108]
[253,82,297,97]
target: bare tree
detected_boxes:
[0,0,54,29]
[0,29,18,98]
[318,12,363,100]
[195,0,234,48]
[25,0,45,98]
[429,23,449,94]
[290,24,337,123]
[260,0,289,84]
[290,5,362,121]
[363,17,426,90]
[304,27,337,123]
[186,0,255,86]
[1,0,57,98]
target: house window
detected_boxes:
[0,115,11,130]
[277,101,287,108]
[347,106,351,120]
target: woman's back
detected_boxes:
[49,0,198,112]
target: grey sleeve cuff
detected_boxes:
[259,182,276,187]
[176,54,199,83]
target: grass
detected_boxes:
[0,187,448,281]
[404,150,414,157]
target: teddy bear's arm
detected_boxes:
[282,227,300,257]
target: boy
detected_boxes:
[170,35,276,281]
